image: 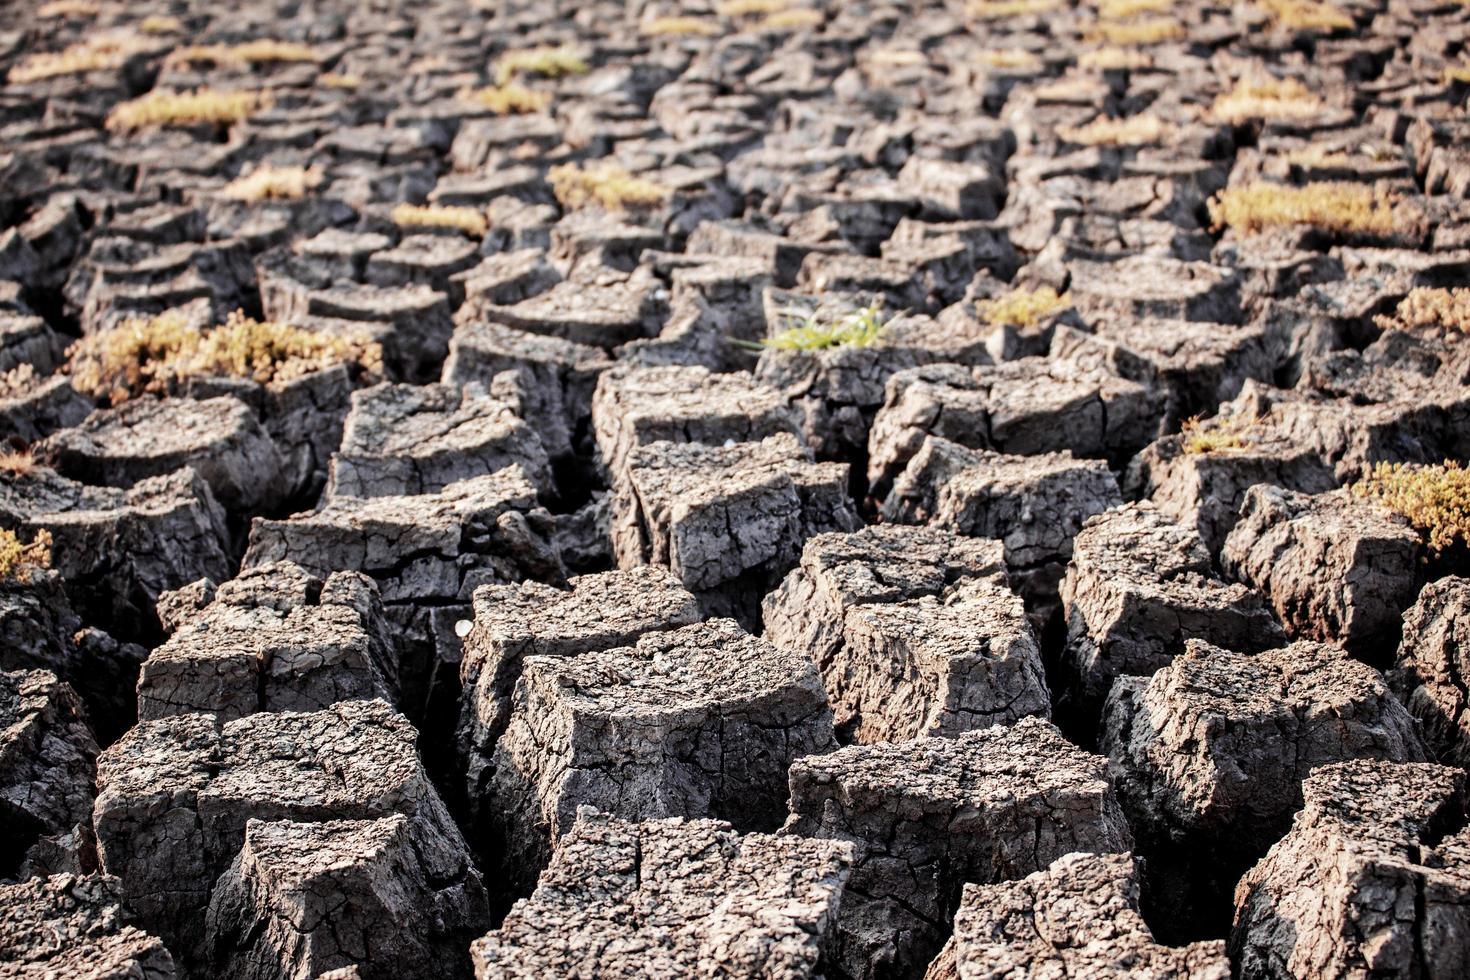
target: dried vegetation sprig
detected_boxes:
[493,45,589,86]
[547,162,671,211]
[0,528,52,583]
[459,83,550,114]
[1355,461,1470,554]
[1057,112,1166,146]
[390,203,489,237]
[9,32,149,83]
[977,286,1070,327]
[106,87,271,132]
[1210,76,1323,124]
[1207,182,1407,236]
[1180,413,1261,454]
[220,163,323,202]
[1374,288,1470,336]
[755,301,888,351]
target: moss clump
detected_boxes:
[1180,413,1260,454]
[391,203,489,237]
[221,163,323,202]
[977,287,1070,328]
[0,528,52,583]
[167,40,319,67]
[1057,113,1165,146]
[1089,16,1186,44]
[106,88,272,132]
[493,46,588,86]
[459,83,550,114]
[68,310,381,404]
[1207,181,1406,236]
[758,302,888,351]
[9,33,149,84]
[1356,461,1470,554]
[548,162,671,211]
[642,16,721,35]
[1210,76,1324,125]
[1375,288,1470,335]
[1259,0,1353,30]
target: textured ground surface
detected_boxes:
[2,0,1470,978]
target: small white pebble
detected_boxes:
[723,438,736,448]
[454,619,472,638]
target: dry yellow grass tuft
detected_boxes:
[642,16,721,35]
[1207,181,1406,236]
[1100,0,1171,18]
[390,203,489,237]
[138,15,182,34]
[717,0,790,13]
[1356,460,1470,554]
[459,83,550,114]
[67,309,381,403]
[978,286,1071,327]
[761,8,824,28]
[1375,288,1470,335]
[1180,413,1259,454]
[548,162,671,211]
[979,49,1042,70]
[1259,0,1353,30]
[166,40,319,68]
[106,88,271,132]
[0,528,53,583]
[318,72,362,89]
[1210,76,1324,124]
[37,0,99,17]
[1057,112,1166,146]
[220,163,323,202]
[969,0,1064,16]
[493,45,589,86]
[0,449,35,476]
[1079,46,1153,70]
[1089,16,1186,44]
[9,32,148,84]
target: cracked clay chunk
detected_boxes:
[929,851,1230,980]
[327,382,552,498]
[784,717,1132,980]
[1060,502,1285,706]
[1231,760,1470,980]
[137,561,396,723]
[1394,577,1470,766]
[1221,485,1422,656]
[93,699,486,968]
[457,565,701,819]
[766,526,1045,743]
[489,618,835,895]
[0,873,175,980]
[472,809,852,979]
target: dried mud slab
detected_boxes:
[1231,761,1470,979]
[138,561,395,722]
[766,525,1045,743]
[489,618,835,895]
[784,717,1131,980]
[1393,577,1470,766]
[929,852,1230,980]
[471,810,852,979]
[0,873,176,980]
[93,699,485,970]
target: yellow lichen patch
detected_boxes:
[37,0,99,17]
[642,16,721,35]
[9,32,148,84]
[547,162,671,211]
[0,528,52,584]
[1099,0,1170,18]
[760,302,887,351]
[717,0,790,13]
[1355,460,1470,554]
[1088,16,1185,44]
[166,40,320,68]
[1180,413,1260,454]
[1207,181,1406,236]
[318,72,362,89]
[106,88,272,132]
[1375,288,1470,335]
[138,15,182,34]
[1210,76,1324,124]
[390,203,489,237]
[1057,112,1166,146]
[979,48,1042,70]
[1259,0,1353,30]
[67,310,382,403]
[1078,46,1153,70]
[761,8,824,28]
[459,83,550,114]
[220,163,323,203]
[977,286,1070,328]
[493,45,589,86]
[969,0,1065,16]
